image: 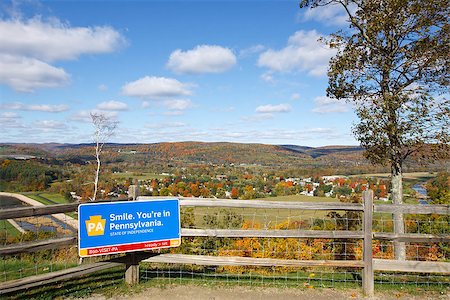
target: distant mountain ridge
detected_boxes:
[279,145,363,158]
[0,142,365,167]
[2,142,445,174]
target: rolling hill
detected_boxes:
[0,142,367,169]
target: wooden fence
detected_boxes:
[1,191,449,297]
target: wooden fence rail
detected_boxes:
[2,231,449,257]
[1,192,449,297]
[1,198,448,221]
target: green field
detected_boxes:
[23,192,68,205]
[183,195,341,228]
[259,194,337,203]
[0,219,21,239]
[112,172,167,180]
[22,192,78,219]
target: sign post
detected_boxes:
[78,199,181,258]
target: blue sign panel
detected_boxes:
[78,199,180,257]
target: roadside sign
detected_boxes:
[78,199,180,257]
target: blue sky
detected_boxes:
[0,0,358,146]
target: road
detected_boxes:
[0,192,79,230]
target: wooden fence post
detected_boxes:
[362,189,374,296]
[125,179,140,285]
[125,253,139,285]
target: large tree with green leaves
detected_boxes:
[300,0,449,259]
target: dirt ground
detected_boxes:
[76,285,449,300]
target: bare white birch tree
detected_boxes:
[90,112,117,201]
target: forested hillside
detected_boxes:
[0,142,443,175]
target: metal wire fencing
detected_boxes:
[139,201,449,291]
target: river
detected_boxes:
[411,182,430,204]
[412,183,428,196]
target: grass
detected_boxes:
[180,195,341,228]
[21,192,78,219]
[4,265,448,300]
[3,266,125,300]
[38,193,68,204]
[112,172,167,181]
[186,209,338,229]
[1,258,78,282]
[0,219,21,238]
[23,192,68,205]
[141,265,448,289]
[259,194,337,203]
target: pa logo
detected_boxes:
[85,215,106,236]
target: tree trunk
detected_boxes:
[93,142,100,202]
[391,163,406,260]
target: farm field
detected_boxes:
[182,195,341,229]
[22,192,68,205]
[19,192,78,219]
[259,194,337,202]
[112,172,167,181]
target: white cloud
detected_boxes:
[206,127,349,145]
[1,102,69,112]
[312,96,349,114]
[122,76,192,99]
[0,112,19,119]
[28,104,69,112]
[291,93,301,100]
[98,84,108,91]
[241,113,274,122]
[145,122,186,129]
[239,44,265,58]
[210,106,235,113]
[257,30,336,77]
[167,45,236,74]
[256,103,292,114]
[163,111,184,116]
[70,110,118,122]
[300,4,349,26]
[0,17,125,92]
[0,17,125,62]
[0,54,69,92]
[96,100,128,111]
[34,120,67,130]
[163,99,193,111]
[260,72,275,83]
[0,112,24,128]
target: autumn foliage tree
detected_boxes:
[300,0,449,260]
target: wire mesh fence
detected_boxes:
[141,264,362,289]
[1,247,77,282]
[136,205,448,290]
[373,212,449,261]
